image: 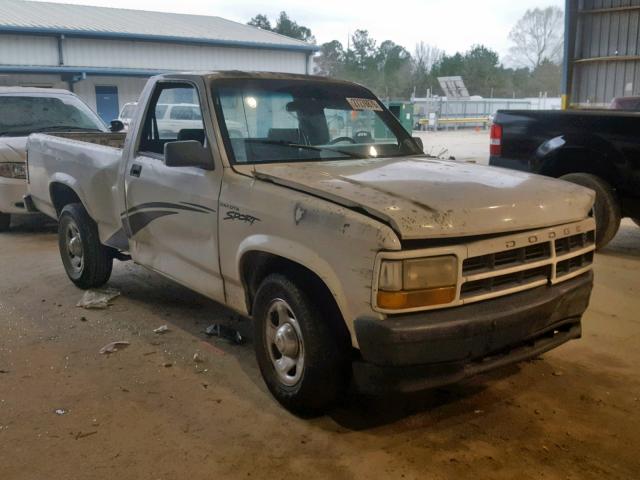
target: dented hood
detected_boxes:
[239,157,595,240]
[0,137,27,163]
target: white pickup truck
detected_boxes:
[26,72,596,415]
[0,87,106,230]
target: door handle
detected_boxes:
[130,164,142,177]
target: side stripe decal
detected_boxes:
[121,202,214,217]
[121,201,215,236]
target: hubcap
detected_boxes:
[65,221,83,274]
[265,298,304,386]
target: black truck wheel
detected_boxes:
[58,203,113,289]
[253,273,350,416]
[560,173,621,249]
[0,213,9,232]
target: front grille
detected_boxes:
[556,251,594,277]
[460,226,595,303]
[461,265,551,298]
[463,242,552,276]
[555,231,595,255]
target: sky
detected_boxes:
[40,0,565,62]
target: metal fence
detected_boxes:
[411,97,561,130]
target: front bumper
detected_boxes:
[353,271,593,394]
[0,177,30,214]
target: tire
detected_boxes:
[0,213,9,232]
[560,173,621,249]
[58,203,113,289]
[253,273,351,416]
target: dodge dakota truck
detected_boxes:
[26,72,596,414]
[0,87,106,231]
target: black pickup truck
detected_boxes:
[489,110,640,248]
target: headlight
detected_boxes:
[377,255,458,310]
[0,163,26,179]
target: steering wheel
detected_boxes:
[329,136,356,145]
[354,130,373,143]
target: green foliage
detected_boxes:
[247,14,271,31]
[248,11,562,99]
[247,11,315,43]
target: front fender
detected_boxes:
[234,234,351,327]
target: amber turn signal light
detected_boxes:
[377,286,456,310]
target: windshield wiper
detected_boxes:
[248,139,364,159]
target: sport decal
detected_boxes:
[223,211,261,225]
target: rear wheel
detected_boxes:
[58,203,113,289]
[0,213,9,232]
[253,273,350,416]
[560,173,621,249]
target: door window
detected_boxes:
[138,83,205,156]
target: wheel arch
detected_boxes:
[235,236,353,340]
[49,178,84,217]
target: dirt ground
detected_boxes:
[1,215,639,480]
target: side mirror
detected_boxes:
[412,136,424,152]
[110,120,125,132]
[164,140,212,170]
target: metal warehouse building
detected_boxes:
[0,0,317,122]
[564,0,640,107]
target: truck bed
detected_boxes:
[26,132,127,246]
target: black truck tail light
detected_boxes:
[490,123,502,156]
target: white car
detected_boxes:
[117,101,138,131]
[155,103,204,138]
[26,72,596,414]
[0,87,106,231]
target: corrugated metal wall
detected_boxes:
[0,34,308,74]
[63,38,308,73]
[571,0,640,107]
[0,34,58,65]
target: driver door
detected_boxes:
[123,80,224,302]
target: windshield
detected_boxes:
[120,103,137,120]
[0,94,106,137]
[212,79,421,164]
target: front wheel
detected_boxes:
[58,203,113,289]
[560,173,621,249]
[253,274,350,416]
[0,213,9,232]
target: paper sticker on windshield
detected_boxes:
[346,98,383,111]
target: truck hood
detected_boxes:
[0,137,27,163]
[238,157,595,240]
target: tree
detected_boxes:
[376,40,413,97]
[350,30,377,68]
[247,12,315,43]
[315,40,345,76]
[247,14,271,31]
[508,6,564,69]
[413,42,443,75]
[274,12,315,43]
[529,59,562,95]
